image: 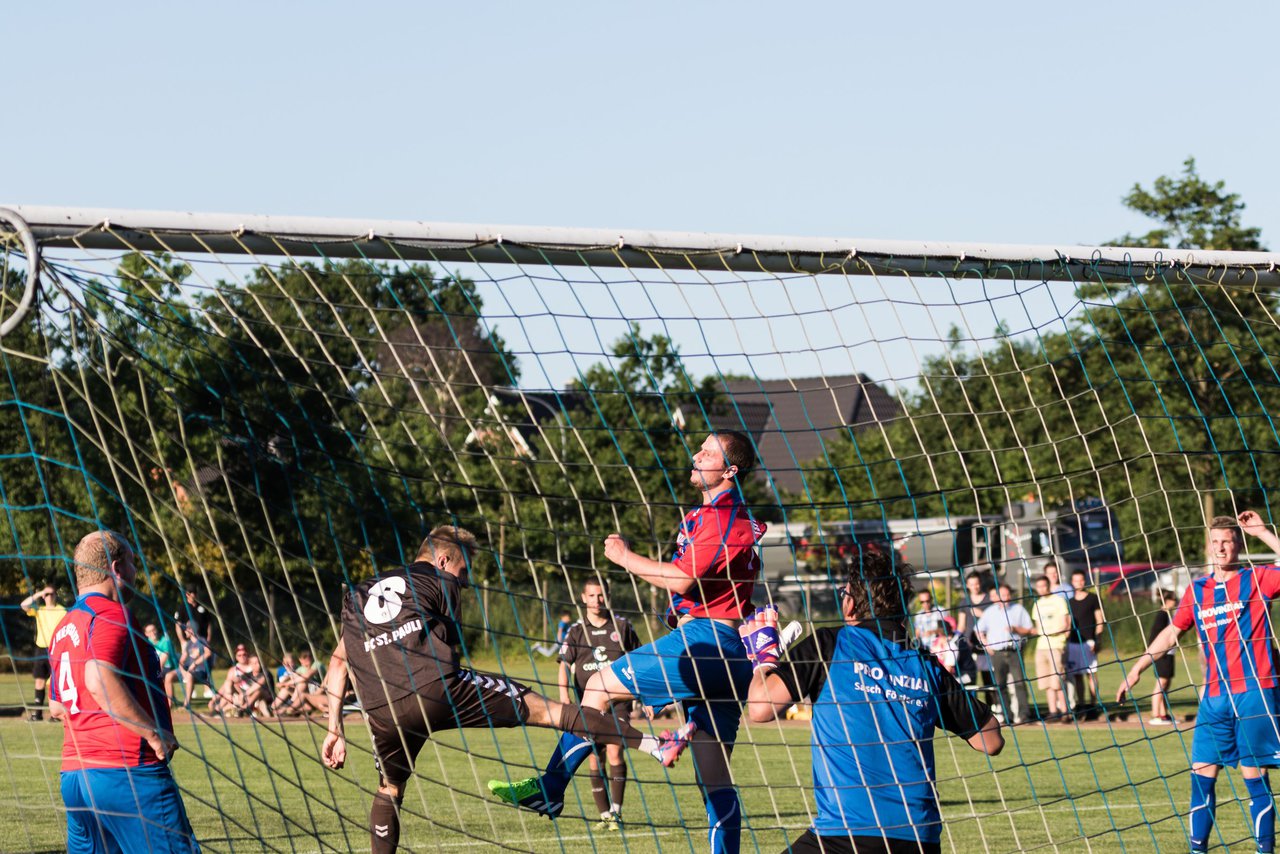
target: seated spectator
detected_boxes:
[209,643,253,715]
[270,653,299,714]
[277,651,325,716]
[241,655,273,716]
[175,623,213,709]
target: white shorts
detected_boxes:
[1066,642,1098,675]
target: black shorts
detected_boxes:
[1154,653,1175,681]
[32,656,51,681]
[365,669,534,788]
[784,829,941,854]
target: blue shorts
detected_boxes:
[1192,688,1280,768]
[62,764,200,854]
[611,618,752,744]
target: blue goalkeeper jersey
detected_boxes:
[778,622,993,844]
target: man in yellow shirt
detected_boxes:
[1032,575,1072,722]
[20,583,67,721]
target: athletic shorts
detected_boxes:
[365,669,533,788]
[1153,651,1176,681]
[1192,688,1280,768]
[1065,642,1098,676]
[611,619,752,744]
[33,655,51,681]
[62,764,200,853]
[783,828,940,854]
[1034,646,1066,692]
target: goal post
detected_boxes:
[3,204,1280,852]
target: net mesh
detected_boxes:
[2,215,1280,852]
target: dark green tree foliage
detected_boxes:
[804,160,1278,564]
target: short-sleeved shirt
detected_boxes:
[341,561,465,712]
[666,489,766,627]
[959,594,989,646]
[976,603,1031,650]
[26,603,68,649]
[1068,592,1102,645]
[912,606,947,641]
[181,637,211,672]
[149,635,176,672]
[1033,595,1071,653]
[775,622,993,844]
[1173,566,1280,698]
[558,614,640,693]
[48,593,172,771]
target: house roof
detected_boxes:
[711,374,902,496]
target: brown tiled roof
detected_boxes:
[711,375,902,496]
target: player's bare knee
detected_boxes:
[378,782,403,800]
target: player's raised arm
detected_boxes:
[1239,510,1280,553]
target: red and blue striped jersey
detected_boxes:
[1173,566,1280,697]
[666,489,765,627]
[48,593,171,770]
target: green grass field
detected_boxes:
[0,652,1255,853]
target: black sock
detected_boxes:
[34,686,46,706]
[590,762,611,815]
[370,792,401,854]
[556,704,642,748]
[608,763,627,813]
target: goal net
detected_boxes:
[3,205,1280,852]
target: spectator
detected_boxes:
[1044,563,1074,599]
[176,624,213,710]
[173,585,212,642]
[1031,575,1072,722]
[911,589,947,647]
[20,583,66,721]
[145,623,177,710]
[241,655,273,716]
[284,651,326,715]
[955,571,995,701]
[209,643,253,715]
[976,584,1035,725]
[1066,568,1105,719]
[1148,591,1179,725]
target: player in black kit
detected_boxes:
[319,526,695,854]
[557,579,641,831]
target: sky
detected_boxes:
[6,1,1280,389]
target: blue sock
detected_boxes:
[540,732,593,799]
[1189,772,1217,852]
[705,787,740,854]
[1248,775,1275,853]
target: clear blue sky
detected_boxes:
[7,2,1277,246]
[6,2,1279,391]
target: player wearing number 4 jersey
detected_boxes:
[48,531,199,854]
[319,525,694,854]
[1119,511,1280,854]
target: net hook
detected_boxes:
[0,207,41,338]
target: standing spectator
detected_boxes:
[1031,575,1071,722]
[20,583,66,721]
[955,571,995,699]
[176,623,213,709]
[1066,569,1105,719]
[173,585,212,642]
[48,530,198,852]
[555,579,642,831]
[1147,591,1179,725]
[976,584,1035,725]
[911,589,947,647]
[1044,563,1074,599]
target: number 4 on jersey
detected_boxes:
[57,651,80,714]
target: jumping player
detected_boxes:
[556,579,642,830]
[320,525,693,854]
[489,430,765,854]
[1118,511,1280,854]
[49,530,199,852]
[744,547,1003,854]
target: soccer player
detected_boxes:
[1065,568,1104,719]
[555,578,642,830]
[49,530,199,853]
[319,525,693,854]
[1031,574,1071,721]
[21,582,66,721]
[744,547,1003,854]
[1117,511,1280,854]
[489,430,765,854]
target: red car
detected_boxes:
[1092,563,1175,599]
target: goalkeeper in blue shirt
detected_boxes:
[742,547,1004,854]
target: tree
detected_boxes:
[1111,156,1265,251]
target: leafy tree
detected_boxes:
[1111,156,1265,251]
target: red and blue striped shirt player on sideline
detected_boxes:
[48,530,199,854]
[489,430,765,854]
[1119,510,1280,854]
